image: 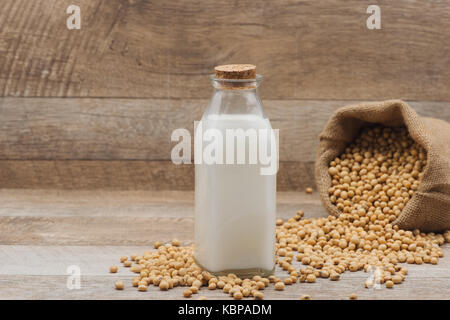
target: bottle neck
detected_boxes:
[204,76,266,117]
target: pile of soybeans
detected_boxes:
[110,125,450,299]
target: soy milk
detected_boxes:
[194,64,277,277]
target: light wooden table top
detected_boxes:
[0,189,448,300]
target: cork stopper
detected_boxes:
[214,64,256,80]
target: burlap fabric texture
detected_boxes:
[315,100,450,232]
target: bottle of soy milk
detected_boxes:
[194,64,277,277]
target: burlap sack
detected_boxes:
[315,100,450,232]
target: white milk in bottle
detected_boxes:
[194,65,277,277]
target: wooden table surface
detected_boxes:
[0,189,448,300]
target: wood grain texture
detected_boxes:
[0,160,194,190]
[0,190,326,219]
[0,190,325,245]
[0,190,448,300]
[1,98,449,161]
[0,271,448,300]
[0,160,315,191]
[0,1,449,100]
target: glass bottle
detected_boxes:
[194,64,277,277]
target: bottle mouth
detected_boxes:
[210,74,263,89]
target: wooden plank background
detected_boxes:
[1,1,450,190]
[0,99,449,190]
[0,0,449,100]
[1,99,450,161]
